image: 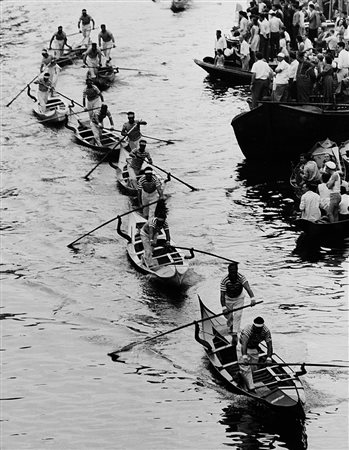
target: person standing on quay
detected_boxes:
[220,262,256,345]
[78,9,95,46]
[121,112,147,151]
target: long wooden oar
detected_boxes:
[174,246,238,264]
[108,300,263,356]
[67,200,159,248]
[241,362,349,368]
[6,74,40,107]
[103,127,176,145]
[147,162,198,191]
[54,90,84,108]
[83,123,138,180]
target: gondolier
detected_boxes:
[137,167,163,219]
[220,262,256,345]
[83,78,104,118]
[83,43,102,78]
[78,9,95,46]
[140,200,171,267]
[121,112,147,150]
[239,317,273,391]
[98,24,115,63]
[127,140,153,189]
[89,104,114,147]
[49,26,72,58]
[45,58,61,90]
[34,73,53,113]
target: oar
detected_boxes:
[54,90,84,108]
[67,200,159,248]
[175,246,238,264]
[241,362,349,368]
[103,127,176,145]
[6,74,40,107]
[147,162,198,191]
[108,300,263,356]
[83,123,138,180]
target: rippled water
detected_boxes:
[2,1,349,449]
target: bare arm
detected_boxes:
[266,340,273,358]
[220,291,226,307]
[49,35,54,49]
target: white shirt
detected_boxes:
[288,59,299,79]
[337,49,349,69]
[318,183,330,212]
[299,10,305,27]
[251,59,272,79]
[215,36,227,51]
[270,16,283,33]
[240,40,250,57]
[275,59,289,84]
[339,194,349,214]
[300,191,321,221]
[304,38,313,51]
[259,19,270,37]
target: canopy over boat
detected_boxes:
[196,298,306,415]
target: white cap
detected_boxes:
[325,161,336,170]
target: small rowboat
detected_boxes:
[294,218,349,242]
[110,146,167,196]
[171,0,189,12]
[118,211,189,286]
[194,57,252,86]
[33,96,69,125]
[55,46,86,67]
[195,298,306,416]
[65,116,121,159]
[91,66,118,90]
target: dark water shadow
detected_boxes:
[293,233,349,264]
[221,402,308,450]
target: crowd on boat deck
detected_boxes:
[294,152,349,222]
[214,0,349,106]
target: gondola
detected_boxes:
[55,46,86,67]
[194,57,252,86]
[117,211,189,287]
[91,66,118,90]
[110,146,167,196]
[65,114,121,159]
[32,95,69,125]
[294,218,349,242]
[170,0,189,12]
[231,101,349,161]
[195,298,306,416]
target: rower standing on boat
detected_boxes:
[45,58,61,90]
[121,112,147,151]
[49,26,72,58]
[137,167,163,219]
[220,262,256,345]
[83,43,102,78]
[127,140,153,190]
[214,30,226,56]
[34,73,53,113]
[90,104,114,147]
[40,48,53,72]
[239,317,273,392]
[140,200,171,267]
[250,52,273,109]
[98,24,115,64]
[83,79,104,119]
[78,9,95,46]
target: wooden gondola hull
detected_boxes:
[197,299,305,415]
[125,212,189,287]
[33,97,69,125]
[295,218,349,241]
[91,67,116,90]
[171,0,189,12]
[194,57,252,86]
[56,47,86,67]
[231,103,349,161]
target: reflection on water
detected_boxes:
[221,403,308,450]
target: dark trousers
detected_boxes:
[259,35,270,61]
[251,79,270,108]
[291,25,300,49]
[270,32,280,60]
[308,28,318,43]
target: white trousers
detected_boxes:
[239,348,259,390]
[225,292,245,336]
[141,190,159,219]
[81,24,92,46]
[102,40,112,59]
[90,122,102,146]
[86,97,101,119]
[37,90,49,113]
[52,39,64,58]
